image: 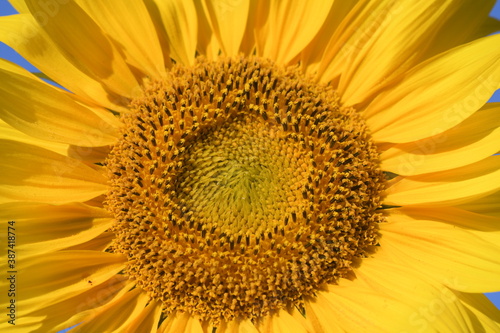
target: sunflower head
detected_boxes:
[1,0,499,332]
[105,56,386,323]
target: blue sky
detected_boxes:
[0,0,499,331]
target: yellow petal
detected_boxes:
[0,140,107,204]
[396,205,500,236]
[0,14,128,112]
[75,0,165,78]
[316,0,398,84]
[0,59,119,146]
[301,0,359,76]
[421,0,500,60]
[192,0,221,59]
[52,281,135,330]
[365,33,500,143]
[0,274,128,332]
[381,209,500,292]
[316,0,500,88]
[337,1,460,106]
[73,93,123,129]
[158,312,204,333]
[65,229,114,252]
[385,156,500,206]
[207,318,259,333]
[255,309,308,333]
[457,190,500,218]
[121,298,163,333]
[4,251,125,315]
[75,287,161,333]
[0,202,112,257]
[458,292,500,331]
[0,119,68,155]
[286,306,315,333]
[353,255,475,332]
[140,0,173,70]
[304,296,346,333]
[153,0,198,65]
[67,145,112,164]
[311,282,411,332]
[199,0,250,56]
[23,0,140,98]
[254,0,334,65]
[381,103,500,176]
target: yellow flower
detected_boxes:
[1,0,500,332]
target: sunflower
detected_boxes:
[1,0,500,332]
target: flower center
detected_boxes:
[177,116,310,235]
[105,56,386,324]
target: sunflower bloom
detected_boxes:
[1,0,500,332]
